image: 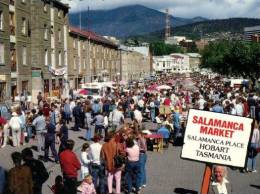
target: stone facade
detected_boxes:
[68,27,119,89]
[0,0,11,102]
[120,47,151,81]
[30,0,69,102]
[0,0,31,101]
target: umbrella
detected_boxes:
[147,84,158,91]
[79,89,88,95]
[157,85,172,90]
[119,80,127,85]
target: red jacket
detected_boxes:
[60,150,81,178]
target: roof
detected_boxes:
[52,0,70,9]
[69,27,118,48]
[127,46,150,57]
[187,53,201,58]
[244,25,260,32]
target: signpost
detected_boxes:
[181,109,253,194]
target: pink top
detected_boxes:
[81,182,96,194]
[126,144,140,162]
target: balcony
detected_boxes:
[9,0,15,12]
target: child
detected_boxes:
[80,143,91,179]
[51,175,66,194]
[78,175,96,194]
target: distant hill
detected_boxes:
[130,18,260,42]
[69,4,208,37]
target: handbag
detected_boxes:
[113,144,125,169]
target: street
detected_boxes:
[0,121,260,194]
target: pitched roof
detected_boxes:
[69,27,118,48]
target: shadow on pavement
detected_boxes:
[174,188,198,194]
[250,184,260,189]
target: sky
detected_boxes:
[62,0,260,19]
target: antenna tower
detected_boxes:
[165,8,171,40]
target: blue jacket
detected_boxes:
[158,126,170,139]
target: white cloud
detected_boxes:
[62,0,260,19]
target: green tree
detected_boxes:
[150,41,184,56]
[201,41,260,81]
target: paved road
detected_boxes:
[0,122,260,194]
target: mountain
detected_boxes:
[69,4,208,37]
[130,18,260,42]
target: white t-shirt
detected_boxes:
[235,103,243,116]
[89,143,102,165]
[198,98,206,110]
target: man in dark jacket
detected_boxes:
[44,118,59,163]
[21,148,49,194]
[72,102,83,131]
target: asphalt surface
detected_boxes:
[0,121,260,194]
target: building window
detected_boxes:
[44,3,48,12]
[73,39,76,48]
[22,18,26,35]
[0,11,3,30]
[83,58,86,69]
[73,57,76,70]
[0,43,4,64]
[83,42,85,50]
[58,29,61,42]
[58,10,62,18]
[22,46,27,65]
[58,51,62,66]
[44,24,48,40]
[44,49,48,66]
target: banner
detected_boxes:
[48,66,65,76]
[181,109,253,167]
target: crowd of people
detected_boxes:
[0,73,259,194]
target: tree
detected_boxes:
[201,40,260,81]
[150,41,184,56]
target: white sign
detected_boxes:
[181,109,253,167]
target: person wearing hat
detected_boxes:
[9,112,22,147]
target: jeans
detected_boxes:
[44,137,59,162]
[64,112,71,124]
[12,128,21,147]
[173,125,181,142]
[95,125,104,136]
[74,117,81,131]
[2,124,9,146]
[107,170,121,194]
[139,153,147,186]
[36,131,45,152]
[90,164,105,194]
[125,161,141,192]
[247,143,257,171]
[85,127,93,141]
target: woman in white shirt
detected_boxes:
[208,165,232,194]
[81,143,91,179]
